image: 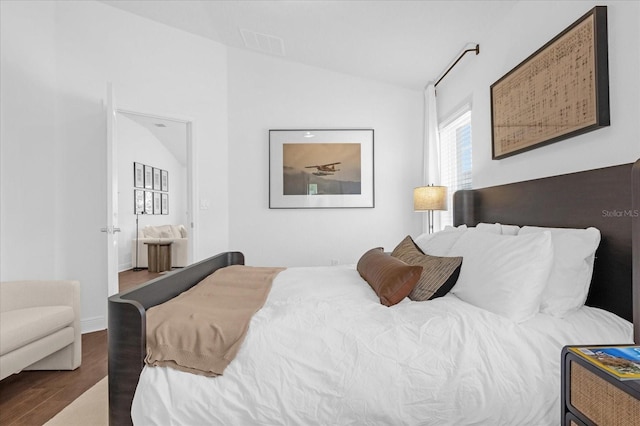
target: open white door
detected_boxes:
[105,82,120,296]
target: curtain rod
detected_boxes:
[434,44,480,88]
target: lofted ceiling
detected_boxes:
[119,111,188,166]
[100,0,518,91]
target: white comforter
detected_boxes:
[132,265,633,426]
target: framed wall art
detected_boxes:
[490,6,609,159]
[161,170,169,192]
[144,191,153,214]
[144,165,153,189]
[153,192,161,214]
[269,129,374,208]
[161,193,168,215]
[134,189,144,214]
[134,162,144,188]
[153,168,161,191]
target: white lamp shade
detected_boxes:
[414,186,447,211]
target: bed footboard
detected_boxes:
[108,251,245,426]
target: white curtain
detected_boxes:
[422,83,441,233]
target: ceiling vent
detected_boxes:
[240,28,285,56]
[154,123,167,128]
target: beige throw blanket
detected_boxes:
[145,265,285,377]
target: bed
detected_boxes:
[108,160,640,426]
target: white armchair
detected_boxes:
[0,280,81,380]
[131,224,188,269]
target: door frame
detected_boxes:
[107,105,198,296]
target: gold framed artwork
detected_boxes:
[490,6,609,160]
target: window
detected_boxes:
[439,106,472,228]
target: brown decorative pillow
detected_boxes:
[357,248,423,306]
[391,236,462,301]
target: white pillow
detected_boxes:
[413,227,467,256]
[476,223,502,234]
[144,225,161,238]
[448,231,554,322]
[445,224,468,231]
[170,225,183,239]
[518,226,600,317]
[500,224,520,235]
[475,222,521,235]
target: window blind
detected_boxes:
[439,107,472,228]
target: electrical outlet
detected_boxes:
[330,259,339,266]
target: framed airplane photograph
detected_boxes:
[269,129,374,208]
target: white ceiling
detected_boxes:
[119,111,188,166]
[100,0,518,90]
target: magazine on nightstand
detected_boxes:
[569,346,640,380]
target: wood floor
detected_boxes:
[118,268,166,292]
[0,330,108,426]
[0,269,161,425]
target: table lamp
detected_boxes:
[414,185,447,233]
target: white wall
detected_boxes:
[116,115,187,271]
[436,0,640,188]
[5,0,636,331]
[0,0,229,332]
[227,49,423,267]
[1,1,58,280]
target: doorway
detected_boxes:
[108,108,196,296]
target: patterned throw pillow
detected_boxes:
[391,236,462,301]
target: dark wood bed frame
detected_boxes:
[108,160,639,425]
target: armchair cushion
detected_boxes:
[0,280,81,380]
[1,306,74,355]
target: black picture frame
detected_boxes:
[161,170,168,192]
[134,162,144,188]
[144,191,153,214]
[153,168,161,191]
[490,6,609,159]
[144,165,153,190]
[134,190,144,214]
[161,193,168,215]
[153,192,161,214]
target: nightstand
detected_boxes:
[561,346,640,426]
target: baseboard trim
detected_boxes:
[81,316,106,334]
[118,262,133,273]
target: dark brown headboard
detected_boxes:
[454,160,639,343]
